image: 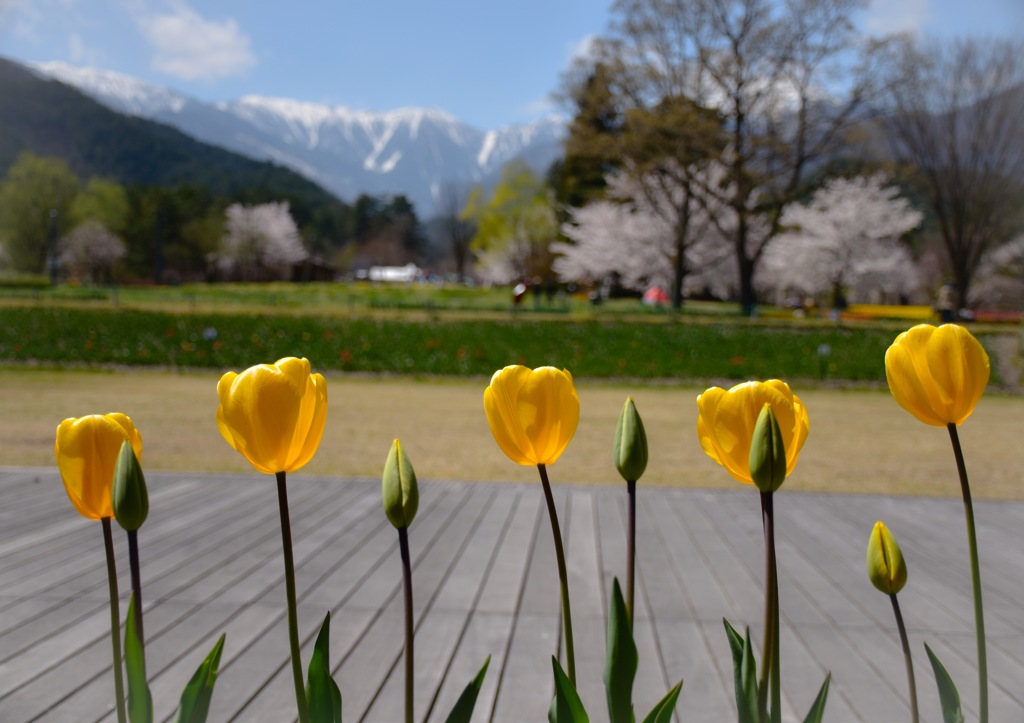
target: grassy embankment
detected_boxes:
[1,283,1019,497]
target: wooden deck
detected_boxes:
[2,467,1022,722]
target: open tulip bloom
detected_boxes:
[484,364,580,684]
[697,380,827,723]
[217,357,328,723]
[886,324,990,722]
[696,380,808,488]
[55,413,143,723]
[483,365,579,467]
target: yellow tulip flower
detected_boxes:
[217,357,328,474]
[484,365,579,466]
[696,380,809,486]
[885,323,989,427]
[55,413,142,520]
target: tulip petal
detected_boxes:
[484,366,538,465]
[517,367,579,465]
[885,331,945,426]
[290,372,328,472]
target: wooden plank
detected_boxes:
[488,488,568,722]
[3,472,1024,722]
[0,476,341,677]
[22,479,358,722]
[428,488,540,721]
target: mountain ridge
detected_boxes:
[0,56,347,216]
[30,61,566,215]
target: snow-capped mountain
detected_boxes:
[31,62,566,215]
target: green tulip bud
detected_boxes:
[749,404,787,493]
[614,397,648,482]
[382,439,418,529]
[867,521,907,595]
[113,439,148,531]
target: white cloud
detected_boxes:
[567,33,598,63]
[864,0,930,35]
[139,1,255,80]
[526,96,554,114]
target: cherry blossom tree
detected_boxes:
[215,202,307,281]
[758,175,923,304]
[970,236,1024,309]
[59,220,127,283]
[553,164,759,301]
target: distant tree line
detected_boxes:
[0,152,429,283]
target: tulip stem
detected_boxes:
[947,423,987,723]
[102,518,127,723]
[759,491,780,723]
[276,472,308,723]
[626,479,636,631]
[537,463,576,687]
[889,593,919,723]
[126,529,144,648]
[398,526,414,723]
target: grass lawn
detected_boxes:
[3,367,1021,499]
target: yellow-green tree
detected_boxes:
[461,160,557,284]
[0,152,80,273]
[71,178,130,235]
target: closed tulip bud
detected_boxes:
[382,439,418,529]
[867,521,907,595]
[614,397,648,482]
[113,439,148,531]
[749,404,787,493]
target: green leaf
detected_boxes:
[801,673,831,723]
[173,634,226,723]
[549,656,589,723]
[641,681,683,723]
[305,612,343,723]
[443,655,491,723]
[124,595,153,723]
[925,643,964,723]
[723,619,760,723]
[604,578,639,723]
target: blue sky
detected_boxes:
[2,0,1022,130]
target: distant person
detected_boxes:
[512,282,527,306]
[936,281,957,323]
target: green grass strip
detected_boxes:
[0,305,968,383]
